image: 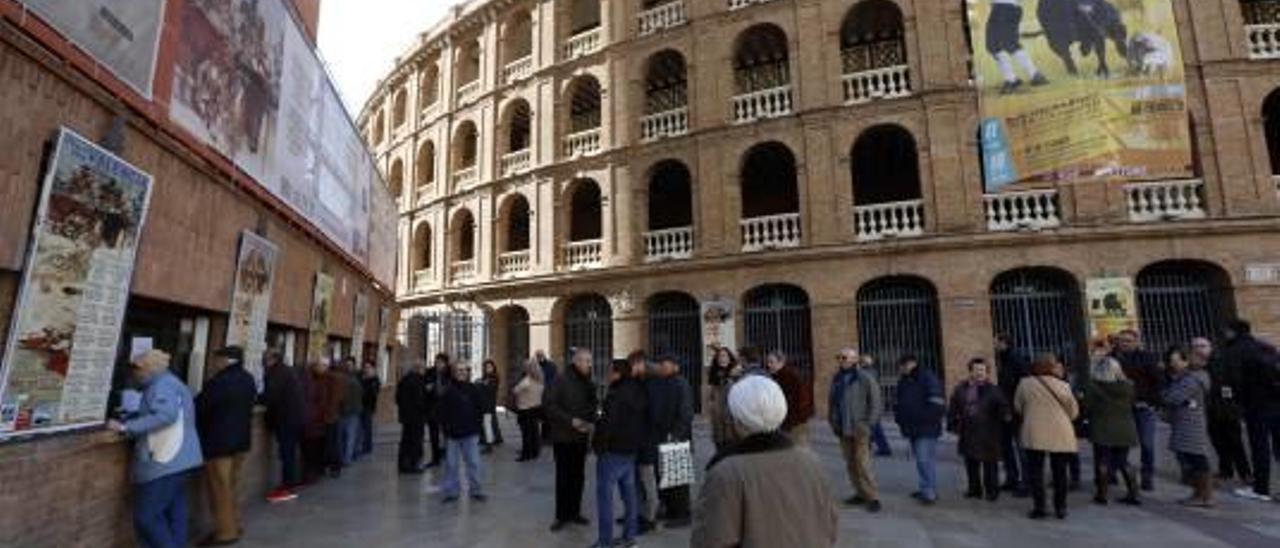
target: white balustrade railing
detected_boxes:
[502,56,534,84]
[853,199,925,241]
[644,226,694,262]
[421,100,441,120]
[562,27,603,61]
[456,80,481,104]
[732,85,793,124]
[638,1,687,36]
[500,149,532,176]
[497,250,531,276]
[413,269,433,291]
[563,128,602,158]
[741,213,801,252]
[728,0,774,10]
[564,239,603,270]
[984,189,1062,231]
[415,189,433,207]
[843,65,912,105]
[453,165,478,187]
[450,259,476,281]
[640,107,689,142]
[1247,24,1280,59]
[1125,179,1206,223]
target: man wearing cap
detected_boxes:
[692,375,838,547]
[195,346,258,546]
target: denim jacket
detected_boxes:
[123,371,204,484]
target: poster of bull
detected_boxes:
[967,0,1193,191]
[307,272,335,365]
[1086,277,1139,340]
[20,0,166,98]
[224,230,278,391]
[0,128,153,437]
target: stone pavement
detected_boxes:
[238,418,1280,548]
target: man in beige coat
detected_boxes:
[691,376,838,547]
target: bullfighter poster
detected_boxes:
[351,291,369,368]
[306,272,335,365]
[967,0,1192,191]
[225,231,279,390]
[1086,277,1139,339]
[376,305,391,381]
[700,299,736,371]
[0,128,153,437]
[21,0,166,97]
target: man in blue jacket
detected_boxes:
[195,346,258,546]
[894,355,946,505]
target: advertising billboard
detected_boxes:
[20,0,166,97]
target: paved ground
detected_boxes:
[239,418,1280,548]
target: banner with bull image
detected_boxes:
[0,128,153,437]
[967,0,1193,191]
[1086,277,1139,340]
[225,231,279,391]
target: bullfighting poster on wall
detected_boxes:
[20,0,166,98]
[0,128,153,437]
[967,0,1193,191]
[1086,277,1139,340]
[700,299,736,372]
[306,272,335,365]
[225,231,278,390]
[351,291,369,368]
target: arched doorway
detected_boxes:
[743,284,814,387]
[563,294,613,390]
[1136,260,1235,353]
[647,292,704,412]
[990,267,1086,371]
[499,306,530,400]
[857,276,943,410]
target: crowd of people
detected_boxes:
[107,346,382,547]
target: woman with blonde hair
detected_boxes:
[1083,338,1141,506]
[513,357,546,461]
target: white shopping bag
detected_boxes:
[658,440,694,489]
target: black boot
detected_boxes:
[1093,464,1110,505]
[1118,467,1141,505]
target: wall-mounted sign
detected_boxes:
[225,231,279,390]
[1086,277,1138,340]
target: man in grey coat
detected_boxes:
[828,347,883,512]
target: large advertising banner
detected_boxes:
[307,272,335,365]
[225,231,279,389]
[0,128,153,436]
[967,0,1193,191]
[351,291,369,367]
[21,0,166,98]
[1086,277,1139,340]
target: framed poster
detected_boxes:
[1087,277,1139,340]
[225,231,279,390]
[700,299,736,371]
[351,291,368,367]
[376,305,391,381]
[306,272,334,364]
[0,128,154,437]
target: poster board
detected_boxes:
[20,0,166,98]
[0,128,154,437]
[700,299,736,371]
[1086,277,1139,340]
[306,272,335,365]
[225,231,279,390]
[376,305,391,381]
[351,291,369,368]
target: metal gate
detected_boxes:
[743,285,814,387]
[1137,261,1234,354]
[857,277,943,411]
[504,307,530,396]
[564,294,613,393]
[647,292,704,412]
[991,268,1086,372]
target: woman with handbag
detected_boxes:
[512,358,545,462]
[1014,353,1080,520]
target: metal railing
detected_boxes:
[638,1,687,36]
[563,127,602,158]
[450,259,476,281]
[842,65,912,105]
[644,226,694,261]
[456,79,481,104]
[562,27,602,61]
[502,56,534,85]
[497,250,531,276]
[639,107,689,142]
[1124,179,1206,222]
[500,149,531,177]
[564,239,603,270]
[453,165,478,187]
[984,189,1062,231]
[731,85,793,124]
[741,212,801,252]
[853,199,925,241]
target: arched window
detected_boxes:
[648,160,693,231]
[567,75,603,133]
[990,267,1086,370]
[416,141,436,187]
[388,159,404,201]
[502,11,534,66]
[857,276,943,410]
[569,179,603,242]
[568,0,602,35]
[563,294,613,388]
[500,194,532,252]
[743,284,814,387]
[457,38,481,88]
[734,24,790,95]
[840,0,907,74]
[1136,260,1235,353]
[851,124,921,205]
[454,121,479,170]
[502,99,533,153]
[419,60,440,108]
[373,111,385,145]
[1264,89,1280,175]
[741,142,798,218]
[645,50,688,115]
[452,209,477,262]
[392,88,408,127]
[647,292,704,411]
[412,223,433,271]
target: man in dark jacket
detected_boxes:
[437,363,487,503]
[195,346,257,546]
[1112,329,1162,490]
[592,358,648,548]
[650,355,694,528]
[396,360,430,473]
[894,355,946,505]
[338,359,364,466]
[544,348,598,531]
[425,353,449,467]
[1220,320,1280,502]
[536,349,560,445]
[995,334,1029,494]
[299,360,333,484]
[262,350,305,503]
[1193,337,1252,483]
[766,351,813,446]
[359,360,381,457]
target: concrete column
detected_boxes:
[1204,79,1270,216]
[610,164,637,266]
[536,178,558,274]
[924,100,985,232]
[801,123,841,245]
[793,0,829,111]
[809,302,856,418]
[612,312,645,361]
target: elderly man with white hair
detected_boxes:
[691,375,837,548]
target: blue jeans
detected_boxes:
[340,415,360,465]
[442,435,483,498]
[1133,406,1157,483]
[359,412,374,456]
[596,453,638,545]
[872,421,892,455]
[133,471,189,548]
[910,437,939,500]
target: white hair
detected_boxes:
[728,375,788,435]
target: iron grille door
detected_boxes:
[1137,264,1232,355]
[991,269,1086,373]
[505,308,530,394]
[743,285,814,388]
[857,278,944,412]
[647,293,704,413]
[564,295,613,398]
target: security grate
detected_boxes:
[564,294,613,398]
[991,268,1086,375]
[1136,261,1234,355]
[647,292,705,413]
[857,277,944,411]
[743,285,815,388]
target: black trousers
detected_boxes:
[428,420,444,463]
[1246,413,1280,496]
[964,458,1000,498]
[1025,450,1071,513]
[553,442,589,521]
[1209,413,1252,480]
[659,486,691,521]
[517,408,542,459]
[399,420,425,471]
[1002,422,1023,486]
[301,435,327,483]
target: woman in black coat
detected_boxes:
[478,359,503,451]
[947,358,1009,501]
